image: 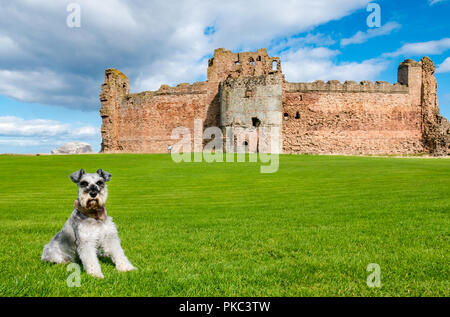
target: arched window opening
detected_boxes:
[249,57,255,69]
[272,60,277,71]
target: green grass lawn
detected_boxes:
[0,154,448,296]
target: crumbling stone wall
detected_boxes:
[100,69,130,151]
[100,73,220,153]
[420,57,449,155]
[281,57,449,155]
[282,81,424,155]
[220,74,283,153]
[207,48,281,82]
[100,48,449,155]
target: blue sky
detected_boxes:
[1,0,449,153]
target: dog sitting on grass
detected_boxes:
[41,169,135,278]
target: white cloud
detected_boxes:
[0,70,67,102]
[428,0,448,5]
[0,68,99,108]
[0,138,48,147]
[340,22,401,46]
[0,116,68,137]
[281,47,387,83]
[437,57,450,73]
[0,116,99,150]
[270,33,336,54]
[72,126,99,138]
[0,0,370,108]
[0,36,25,58]
[0,116,100,153]
[302,33,337,46]
[384,38,450,57]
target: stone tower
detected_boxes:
[99,48,449,156]
[207,48,283,153]
[99,69,129,152]
[207,48,281,82]
[398,57,449,155]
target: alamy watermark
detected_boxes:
[366,3,381,28]
[66,3,81,28]
[170,119,280,174]
[366,263,381,288]
[66,263,81,287]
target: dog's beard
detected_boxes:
[86,198,101,210]
[79,194,105,210]
[75,197,107,221]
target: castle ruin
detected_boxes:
[100,48,450,156]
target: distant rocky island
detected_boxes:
[51,141,93,154]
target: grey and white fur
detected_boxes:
[41,169,135,278]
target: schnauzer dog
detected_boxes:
[41,169,135,278]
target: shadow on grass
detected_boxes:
[98,256,115,267]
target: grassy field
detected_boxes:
[0,154,448,297]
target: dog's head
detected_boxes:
[70,169,111,210]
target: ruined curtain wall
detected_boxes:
[282,81,425,155]
[101,70,220,153]
[100,52,448,156]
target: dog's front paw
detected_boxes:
[88,271,104,279]
[116,262,136,272]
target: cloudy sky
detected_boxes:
[0,0,449,153]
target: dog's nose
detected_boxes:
[89,192,97,198]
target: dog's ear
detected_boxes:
[70,169,85,184]
[96,169,112,182]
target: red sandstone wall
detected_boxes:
[100,50,448,156]
[282,87,425,155]
[207,48,281,82]
[101,77,220,153]
[120,83,219,153]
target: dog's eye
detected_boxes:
[96,181,104,186]
[80,181,88,187]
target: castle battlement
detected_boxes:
[207,48,281,82]
[99,48,449,156]
[284,80,409,94]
